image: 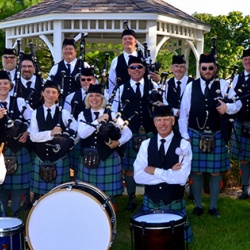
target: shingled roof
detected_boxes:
[2,0,205,25]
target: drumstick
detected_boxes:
[0,142,4,155]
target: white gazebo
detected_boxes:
[0,0,210,75]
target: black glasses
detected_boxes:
[129,65,144,70]
[81,78,92,82]
[201,66,215,71]
[3,55,16,59]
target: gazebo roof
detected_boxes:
[2,0,205,25]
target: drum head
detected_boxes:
[135,213,182,223]
[26,189,112,250]
[0,217,23,235]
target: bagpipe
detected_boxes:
[123,20,162,107]
[210,37,239,145]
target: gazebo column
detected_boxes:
[52,20,63,64]
[146,21,157,63]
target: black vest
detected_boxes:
[17,77,43,109]
[145,135,184,204]
[80,109,115,161]
[235,73,250,122]
[189,79,221,131]
[120,81,155,133]
[70,90,86,120]
[167,77,193,109]
[53,60,82,97]
[0,96,26,153]
[116,54,130,85]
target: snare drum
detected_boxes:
[26,181,116,250]
[131,211,185,250]
[0,217,25,250]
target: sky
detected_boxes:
[165,0,249,16]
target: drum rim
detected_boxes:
[130,211,185,228]
[25,188,114,250]
[0,217,24,235]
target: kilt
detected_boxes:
[0,147,31,190]
[122,132,154,171]
[230,119,250,161]
[30,156,71,195]
[189,128,230,173]
[77,150,123,196]
[141,195,193,243]
[68,141,81,171]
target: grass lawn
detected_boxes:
[15,189,250,250]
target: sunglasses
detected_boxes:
[201,66,215,71]
[129,65,144,70]
[81,78,92,82]
[3,56,16,59]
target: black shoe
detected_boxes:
[193,207,204,216]
[125,200,137,212]
[208,208,221,218]
[237,192,249,200]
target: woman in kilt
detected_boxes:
[77,84,132,211]
[179,53,241,218]
[230,48,250,199]
[0,70,33,217]
[29,80,77,197]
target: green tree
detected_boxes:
[191,11,250,78]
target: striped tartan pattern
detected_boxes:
[68,141,81,171]
[77,150,123,196]
[188,128,230,173]
[230,119,250,161]
[30,156,71,195]
[0,147,31,190]
[122,132,154,171]
[141,195,193,243]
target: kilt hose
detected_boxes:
[0,147,31,190]
[188,128,230,173]
[30,156,71,195]
[77,150,124,197]
[230,119,250,161]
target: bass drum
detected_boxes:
[131,211,186,250]
[26,181,116,250]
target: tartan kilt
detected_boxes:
[189,128,230,173]
[230,119,250,161]
[30,156,71,195]
[122,132,154,171]
[68,141,81,171]
[140,196,193,243]
[77,150,123,197]
[0,147,31,190]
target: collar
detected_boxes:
[130,79,144,88]
[123,50,138,64]
[64,58,77,66]
[157,131,174,143]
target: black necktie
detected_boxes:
[66,63,71,75]
[0,101,7,109]
[26,81,32,90]
[46,108,53,122]
[159,139,166,165]
[176,81,181,96]
[135,82,141,98]
[94,111,99,120]
[205,81,210,97]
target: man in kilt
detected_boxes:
[29,80,78,196]
[77,84,132,211]
[111,55,157,212]
[0,70,33,217]
[134,104,193,243]
[179,53,241,218]
[230,48,250,199]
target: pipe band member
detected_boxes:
[77,84,132,211]
[29,79,78,196]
